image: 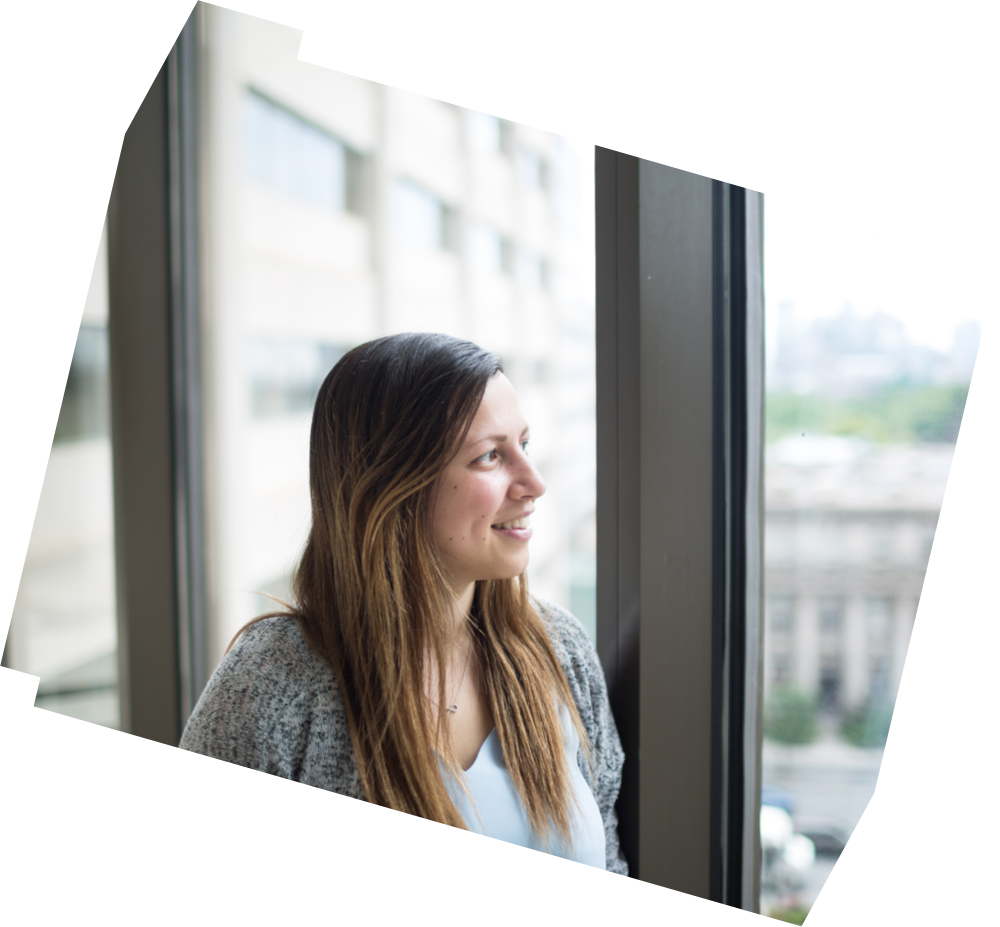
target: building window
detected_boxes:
[516,250,549,291]
[772,654,793,686]
[818,596,845,634]
[516,148,546,189]
[819,656,842,710]
[392,178,455,251]
[865,597,894,697]
[817,597,844,709]
[865,596,893,641]
[500,238,515,276]
[466,111,502,153]
[769,595,796,633]
[243,89,361,213]
[246,338,349,419]
[768,596,796,687]
[869,523,893,562]
[467,223,513,276]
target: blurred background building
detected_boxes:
[762,308,977,721]
[765,438,949,712]
[202,8,596,665]
[2,4,597,723]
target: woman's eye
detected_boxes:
[476,449,499,464]
[521,440,530,454]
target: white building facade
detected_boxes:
[200,7,597,666]
[764,438,951,712]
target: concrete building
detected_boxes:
[763,436,952,712]
[201,7,596,665]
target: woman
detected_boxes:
[180,332,627,873]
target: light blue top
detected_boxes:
[442,708,607,869]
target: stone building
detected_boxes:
[764,436,953,712]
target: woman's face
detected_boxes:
[430,373,546,592]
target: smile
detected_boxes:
[491,515,531,530]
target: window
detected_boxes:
[768,597,796,687]
[466,110,501,153]
[247,339,349,418]
[516,147,547,189]
[393,178,454,250]
[869,523,893,562]
[467,223,513,276]
[243,89,361,213]
[516,250,547,291]
[769,595,796,633]
[865,596,893,642]
[818,596,845,634]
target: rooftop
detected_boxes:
[765,436,954,512]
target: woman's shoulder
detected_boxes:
[529,595,602,686]
[179,614,345,766]
[530,595,594,652]
[215,614,335,699]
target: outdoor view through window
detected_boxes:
[2,3,983,912]
[758,258,980,916]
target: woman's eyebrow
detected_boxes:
[466,426,530,448]
[468,433,508,446]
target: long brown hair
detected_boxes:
[242,333,586,844]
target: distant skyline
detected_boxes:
[763,190,995,359]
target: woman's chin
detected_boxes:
[477,562,529,583]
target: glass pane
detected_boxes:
[760,268,981,914]
[393,178,447,250]
[200,6,597,668]
[244,90,348,211]
[2,221,119,728]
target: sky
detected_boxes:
[764,194,1000,357]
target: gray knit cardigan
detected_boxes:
[179,597,628,875]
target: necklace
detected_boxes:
[444,640,473,715]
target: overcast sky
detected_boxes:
[764,195,1000,356]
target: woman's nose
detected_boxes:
[515,455,546,499]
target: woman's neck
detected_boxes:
[450,582,476,636]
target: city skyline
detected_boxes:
[762,180,997,360]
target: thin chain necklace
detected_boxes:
[428,640,473,715]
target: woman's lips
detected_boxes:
[491,514,532,540]
[493,515,531,530]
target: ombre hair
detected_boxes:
[237,332,587,844]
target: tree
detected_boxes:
[840,697,894,748]
[764,685,818,745]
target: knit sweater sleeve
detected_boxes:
[531,596,629,876]
[179,616,362,799]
